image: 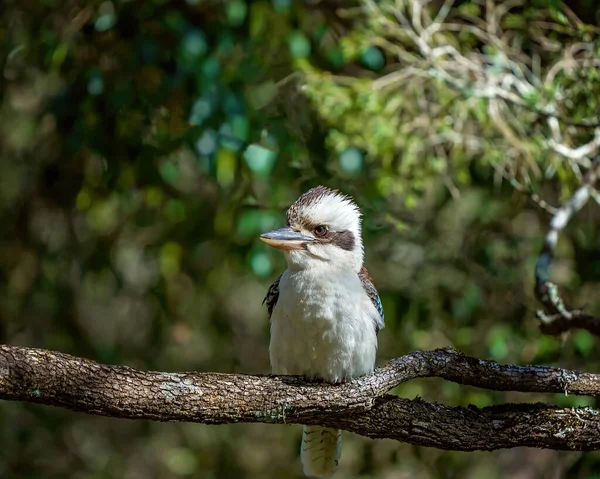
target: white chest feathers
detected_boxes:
[269,269,379,383]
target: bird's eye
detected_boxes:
[313,225,328,237]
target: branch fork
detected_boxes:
[3,345,600,451]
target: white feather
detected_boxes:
[270,268,378,381]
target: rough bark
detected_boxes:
[2,344,600,451]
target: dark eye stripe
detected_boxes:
[330,230,355,251]
[290,219,356,251]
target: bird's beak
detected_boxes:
[260,227,315,251]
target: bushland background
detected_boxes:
[2,0,600,477]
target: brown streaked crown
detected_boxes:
[286,186,345,226]
[285,186,357,252]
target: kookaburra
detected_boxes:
[260,186,384,477]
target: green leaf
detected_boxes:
[95,14,116,32]
[87,75,104,96]
[230,115,250,142]
[189,98,212,125]
[159,162,179,183]
[164,199,186,224]
[227,0,248,27]
[251,251,273,277]
[243,143,277,176]
[250,2,271,39]
[487,325,510,360]
[288,31,311,59]
[339,147,364,175]
[574,330,595,356]
[216,148,237,187]
[248,81,279,109]
[179,29,208,68]
[272,0,291,13]
[195,129,218,156]
[360,47,385,71]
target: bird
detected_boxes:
[260,185,384,478]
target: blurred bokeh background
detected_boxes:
[2,0,600,477]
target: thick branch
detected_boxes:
[3,345,600,450]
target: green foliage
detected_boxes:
[300,0,600,205]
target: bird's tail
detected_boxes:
[301,425,342,477]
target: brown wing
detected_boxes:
[358,266,385,334]
[263,273,282,319]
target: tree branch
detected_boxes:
[3,344,600,451]
[535,157,600,335]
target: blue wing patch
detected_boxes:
[263,273,282,320]
[358,266,385,334]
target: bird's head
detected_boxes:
[260,186,363,272]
